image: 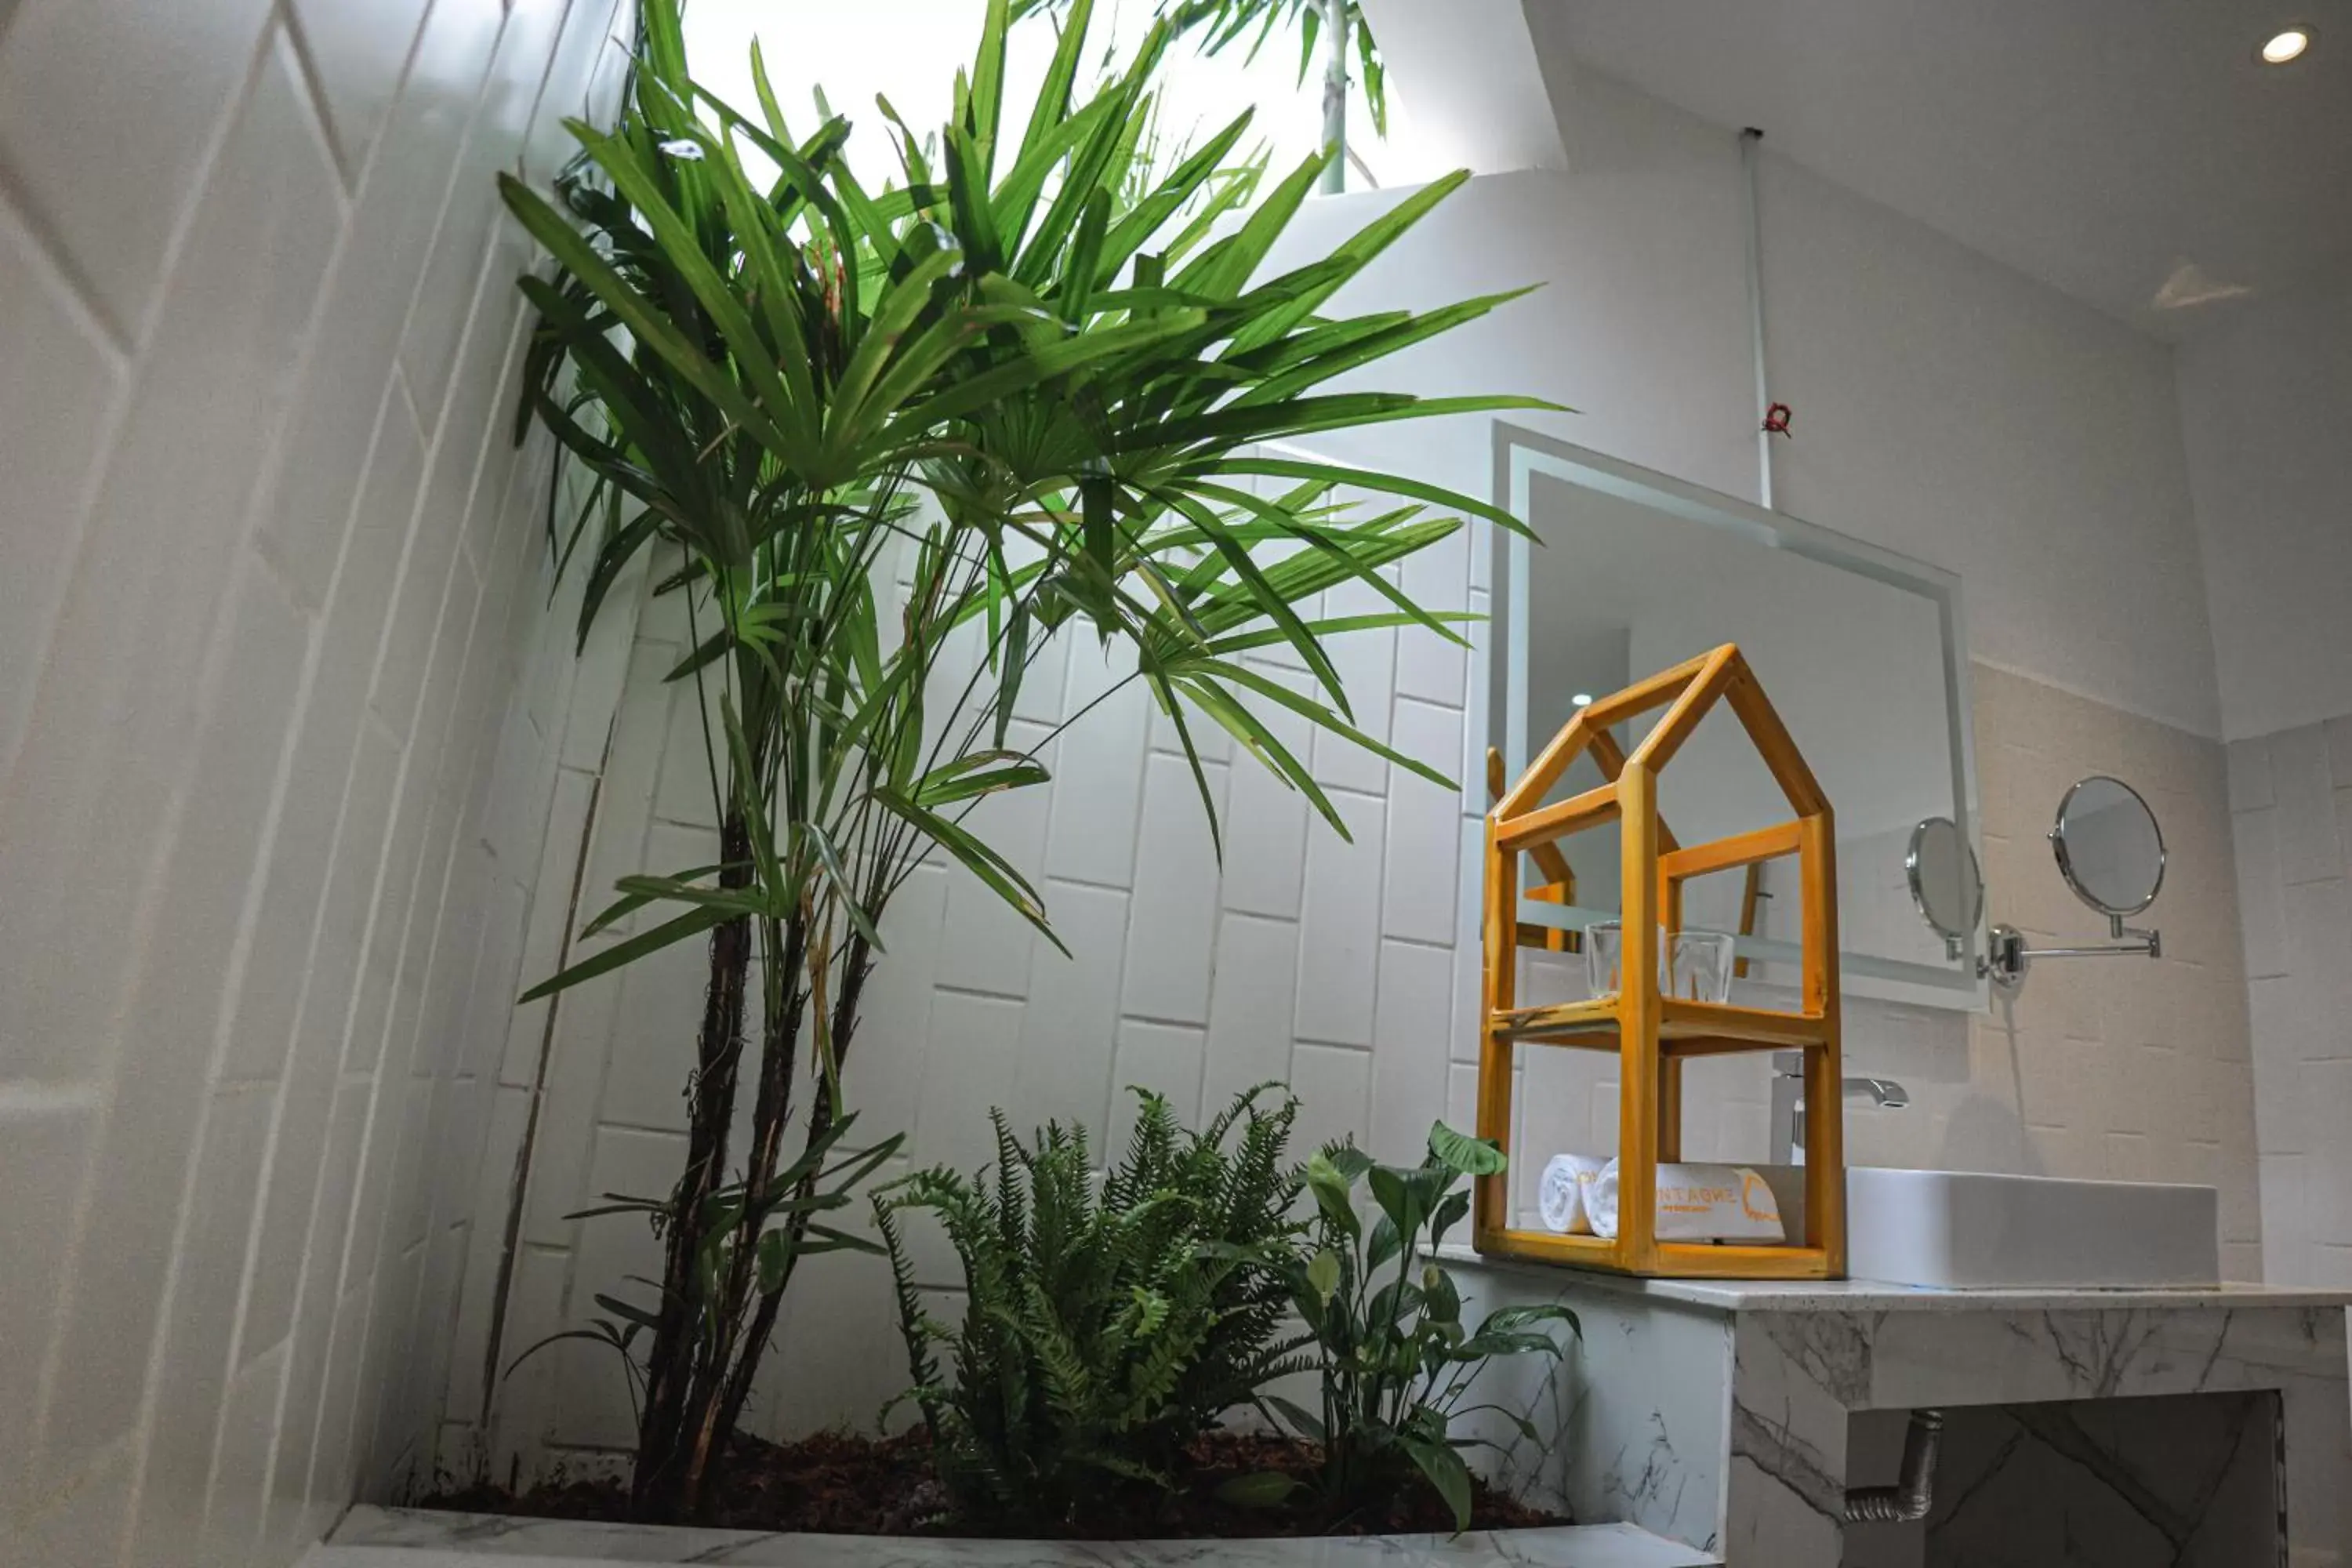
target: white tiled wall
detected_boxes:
[452,495,1497,1478]
[2228,711,2352,1287]
[470,492,2265,1483]
[0,1,632,1563]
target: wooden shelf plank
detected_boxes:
[1474,1229,1834,1280]
[1660,998,1828,1044]
[1491,998,1828,1048]
[1655,1242,1836,1279]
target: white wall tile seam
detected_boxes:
[26,132,361,1485]
[0,5,278,358]
[110,548,354,1543]
[0,34,347,822]
[391,13,526,422]
[0,211,135,785]
[220,303,505,1539]
[0,176,133,365]
[267,0,378,192]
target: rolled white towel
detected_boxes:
[1537,1154,1610,1233]
[1585,1159,1786,1243]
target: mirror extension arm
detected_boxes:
[1981,916,2161,991]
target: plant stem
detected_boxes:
[1320,0,1348,194]
[632,809,756,1519]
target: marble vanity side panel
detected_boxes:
[1863,1305,2348,1566]
[1920,1392,2281,1568]
[1723,1314,1857,1566]
[1448,1264,1734,1557]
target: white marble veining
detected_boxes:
[1438,1247,2352,1562]
[1448,1271,1732,1556]
[1904,1392,2279,1566]
[1728,1302,2350,1563]
[310,1508,1718,1568]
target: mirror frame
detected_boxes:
[1486,424,1987,1008]
[2051,774,2168,919]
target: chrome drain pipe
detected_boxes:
[1846,1408,1945,1524]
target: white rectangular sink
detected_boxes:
[1845,1167,2219,1289]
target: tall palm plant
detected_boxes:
[1014,0,1385,191]
[499,0,1544,1521]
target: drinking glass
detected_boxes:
[1584,921,1664,1000]
[1668,928,1738,1004]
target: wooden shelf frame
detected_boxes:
[1473,644,1848,1280]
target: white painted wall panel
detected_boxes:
[0,1,637,1560]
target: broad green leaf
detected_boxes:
[1428,1121,1508,1178]
[1305,1247,1341,1304]
[1399,1432,1474,1532]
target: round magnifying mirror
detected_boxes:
[1906,816,1984,953]
[2051,775,2165,918]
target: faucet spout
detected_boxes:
[1846,1076,1908,1109]
[1768,1052,1910,1160]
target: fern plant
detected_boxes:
[877,1086,1306,1528]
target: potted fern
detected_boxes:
[488,0,1556,1527]
[877,1094,1579,1537]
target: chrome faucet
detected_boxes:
[1768,1051,1908,1163]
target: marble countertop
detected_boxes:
[1437,1243,2352,1314]
[314,1508,1720,1568]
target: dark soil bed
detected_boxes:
[420,1428,1570,1538]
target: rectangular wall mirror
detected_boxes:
[1489,426,1985,1008]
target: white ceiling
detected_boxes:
[1531,0,2352,340]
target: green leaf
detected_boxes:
[871,787,1067,957]
[1303,1152,1361,1240]
[1422,1265,1461,1327]
[1428,1121,1508,1178]
[1305,1247,1341,1304]
[913,757,1051,808]
[1215,1470,1301,1508]
[1366,1214,1401,1272]
[1367,1163,1419,1241]
[518,905,729,1003]
[1477,1302,1582,1343]
[1265,1393,1325,1443]
[1399,1432,1474,1532]
[593,1291,662,1331]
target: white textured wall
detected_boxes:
[471,62,2263,1474]
[2179,272,2352,742]
[0,1,632,1563]
[2229,711,2352,1287]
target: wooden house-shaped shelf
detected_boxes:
[1474,643,1846,1279]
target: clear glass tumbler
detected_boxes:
[1584,921,1664,1000]
[1668,928,1737,1004]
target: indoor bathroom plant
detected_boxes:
[876,1101,1578,1536]
[495,0,1550,1522]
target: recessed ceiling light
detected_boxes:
[1571,692,1595,708]
[2259,27,2311,64]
